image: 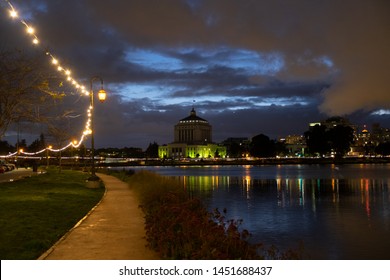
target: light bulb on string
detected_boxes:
[26,26,34,34]
[10,9,18,18]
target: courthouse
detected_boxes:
[158,108,226,159]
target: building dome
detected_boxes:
[178,108,209,124]
[174,108,212,144]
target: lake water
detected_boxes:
[124,164,390,260]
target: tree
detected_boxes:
[327,125,355,157]
[228,142,242,158]
[250,134,276,158]
[0,49,68,141]
[304,125,330,156]
[16,139,27,151]
[1,50,43,137]
[0,140,14,154]
[304,123,355,158]
[275,141,288,157]
[375,142,390,156]
[28,133,46,152]
[145,142,159,158]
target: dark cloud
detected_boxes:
[1,0,390,148]
[84,0,390,112]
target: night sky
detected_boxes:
[1,0,390,149]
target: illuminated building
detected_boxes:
[350,125,372,156]
[221,137,250,158]
[174,108,212,144]
[371,123,390,145]
[280,135,306,156]
[350,123,390,156]
[310,116,355,131]
[158,108,226,159]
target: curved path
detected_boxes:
[39,173,159,260]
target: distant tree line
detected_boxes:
[2,128,390,160]
[227,120,390,159]
[304,124,355,158]
[0,134,47,155]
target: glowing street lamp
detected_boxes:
[98,89,107,103]
[88,76,107,181]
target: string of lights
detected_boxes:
[1,0,94,158]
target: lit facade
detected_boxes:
[281,135,306,156]
[174,108,212,144]
[158,108,226,159]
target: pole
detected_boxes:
[90,80,96,179]
[88,76,104,181]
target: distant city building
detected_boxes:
[221,137,250,158]
[321,116,352,129]
[350,123,390,156]
[310,116,354,130]
[158,108,226,159]
[371,123,390,145]
[283,135,306,145]
[355,125,371,146]
[309,122,321,127]
[350,125,371,156]
[279,135,306,156]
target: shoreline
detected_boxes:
[98,156,390,167]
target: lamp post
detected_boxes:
[71,140,77,169]
[88,76,107,181]
[46,145,52,168]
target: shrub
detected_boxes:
[118,170,302,259]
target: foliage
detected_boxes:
[113,170,302,259]
[145,142,159,158]
[0,170,104,259]
[304,125,330,156]
[0,140,14,154]
[327,125,355,157]
[304,124,355,157]
[28,133,46,152]
[0,50,50,138]
[250,134,276,158]
[227,142,244,158]
[0,49,83,145]
[375,142,390,156]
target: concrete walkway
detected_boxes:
[39,173,159,260]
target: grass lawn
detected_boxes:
[0,169,105,260]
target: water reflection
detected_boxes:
[125,164,390,259]
[173,173,390,259]
[181,175,389,216]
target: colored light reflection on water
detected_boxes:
[126,164,390,259]
[166,165,390,260]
